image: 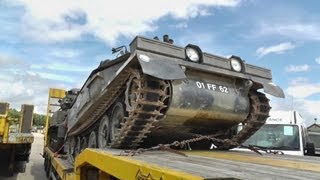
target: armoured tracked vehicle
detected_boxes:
[47,35,284,161]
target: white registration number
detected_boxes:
[196,81,229,94]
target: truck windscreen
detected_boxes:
[242,124,300,150]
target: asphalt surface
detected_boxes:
[1,133,47,180]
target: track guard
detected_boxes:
[262,82,285,98]
[136,51,186,80]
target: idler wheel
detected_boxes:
[98,115,110,148]
[125,70,142,111]
[110,102,125,143]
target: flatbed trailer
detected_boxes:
[0,103,34,176]
[43,146,320,180]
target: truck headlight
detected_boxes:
[230,56,243,72]
[185,44,203,63]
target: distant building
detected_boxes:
[307,123,320,133]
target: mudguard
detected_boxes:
[136,51,186,80]
[262,82,285,98]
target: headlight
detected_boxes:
[186,47,199,62]
[230,56,243,72]
[185,44,202,63]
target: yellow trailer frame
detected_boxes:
[43,145,320,180]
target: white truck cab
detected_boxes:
[308,131,320,155]
[235,111,315,156]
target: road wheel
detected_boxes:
[67,137,76,163]
[110,102,125,144]
[88,131,97,148]
[98,115,110,148]
[80,137,88,152]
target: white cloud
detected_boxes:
[0,54,28,68]
[285,64,310,72]
[316,57,320,64]
[34,72,75,83]
[173,22,188,29]
[286,83,320,98]
[268,81,320,126]
[0,71,68,113]
[8,0,239,44]
[0,55,78,114]
[256,42,295,57]
[270,98,320,127]
[31,62,95,73]
[256,23,320,41]
[289,77,309,85]
[50,49,79,58]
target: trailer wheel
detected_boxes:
[48,164,53,180]
[7,166,14,177]
[44,154,47,171]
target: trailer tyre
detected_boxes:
[7,166,14,177]
[49,164,54,180]
[45,157,51,178]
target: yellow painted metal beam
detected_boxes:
[3,121,9,143]
[49,88,67,98]
[46,147,74,180]
[0,102,9,138]
[0,118,5,136]
[186,151,320,173]
[75,148,203,180]
[19,104,34,133]
[45,88,65,147]
[7,133,34,144]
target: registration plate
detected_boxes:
[195,81,229,94]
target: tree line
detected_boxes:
[7,108,46,127]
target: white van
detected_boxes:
[235,111,315,156]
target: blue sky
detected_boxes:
[0,0,319,126]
